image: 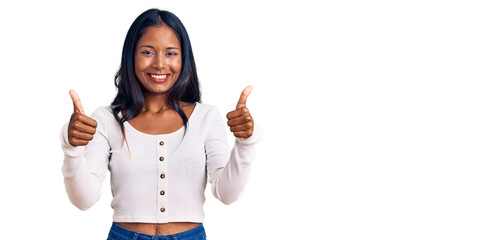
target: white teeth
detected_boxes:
[150,74,167,79]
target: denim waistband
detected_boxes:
[107,222,206,240]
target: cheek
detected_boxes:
[134,56,149,78]
[134,66,143,81]
[172,57,182,72]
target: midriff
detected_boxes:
[115,222,201,235]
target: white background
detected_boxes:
[0,0,502,239]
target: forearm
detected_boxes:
[211,125,262,204]
[60,121,108,210]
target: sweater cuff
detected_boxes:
[236,123,263,146]
[60,122,84,157]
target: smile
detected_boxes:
[147,73,170,83]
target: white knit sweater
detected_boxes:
[60,103,262,223]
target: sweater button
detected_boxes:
[160,190,165,195]
[159,141,164,146]
[160,208,165,212]
[160,174,165,179]
[159,156,164,161]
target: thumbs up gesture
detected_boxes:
[67,90,98,147]
[226,86,254,139]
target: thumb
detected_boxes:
[69,89,85,114]
[236,85,253,109]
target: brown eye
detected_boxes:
[141,50,154,55]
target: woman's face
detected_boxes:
[134,24,182,95]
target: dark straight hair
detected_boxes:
[111,8,200,136]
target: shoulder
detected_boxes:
[194,102,216,111]
[90,106,115,120]
[193,102,222,118]
[89,106,122,138]
[187,103,226,128]
[89,106,119,131]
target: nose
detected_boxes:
[152,54,167,70]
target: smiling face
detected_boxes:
[134,24,182,95]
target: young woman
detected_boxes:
[61,8,261,240]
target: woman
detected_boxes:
[61,8,261,240]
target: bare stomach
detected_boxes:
[115,222,201,235]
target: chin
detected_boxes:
[146,86,172,95]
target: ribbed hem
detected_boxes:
[236,123,263,146]
[60,121,84,157]
[113,215,204,223]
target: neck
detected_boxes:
[142,92,171,113]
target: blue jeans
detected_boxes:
[107,222,206,240]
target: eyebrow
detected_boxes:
[140,45,180,50]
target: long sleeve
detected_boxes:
[205,107,263,205]
[60,108,111,210]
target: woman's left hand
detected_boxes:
[226,86,254,139]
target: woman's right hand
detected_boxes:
[68,90,98,147]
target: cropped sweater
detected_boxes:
[60,103,261,223]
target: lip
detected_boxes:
[146,73,170,83]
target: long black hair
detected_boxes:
[111,8,200,135]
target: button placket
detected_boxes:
[156,136,168,216]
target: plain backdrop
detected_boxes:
[0,0,502,239]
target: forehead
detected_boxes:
[137,24,181,48]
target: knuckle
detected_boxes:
[69,139,78,146]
